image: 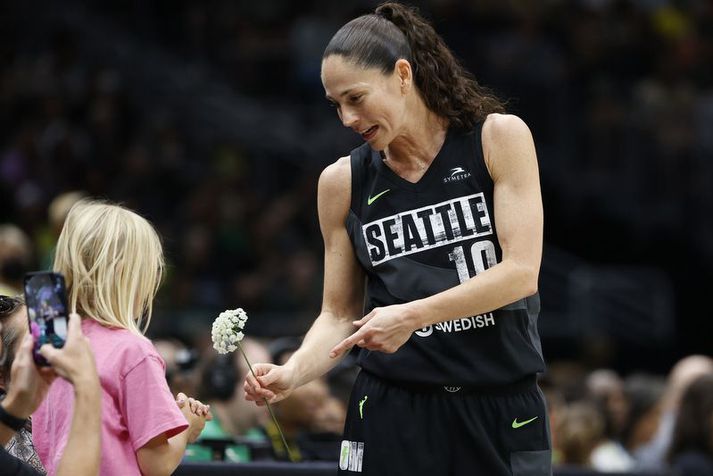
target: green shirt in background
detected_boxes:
[184,417,266,462]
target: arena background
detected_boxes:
[1,0,711,378]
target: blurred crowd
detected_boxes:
[0,20,325,336]
[3,303,712,472]
[175,350,713,473]
[1,0,712,472]
[111,340,713,473]
[543,355,713,473]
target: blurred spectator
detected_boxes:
[269,336,302,366]
[270,377,344,462]
[636,355,713,470]
[324,355,359,414]
[589,428,636,472]
[586,369,636,471]
[269,335,352,428]
[192,337,272,462]
[153,335,199,398]
[266,336,345,461]
[586,369,629,441]
[621,374,666,466]
[0,296,44,473]
[47,191,85,235]
[0,225,33,296]
[37,191,86,269]
[555,400,606,467]
[544,360,589,402]
[311,393,346,436]
[667,373,713,476]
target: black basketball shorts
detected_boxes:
[338,370,552,476]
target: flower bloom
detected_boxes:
[211,308,249,354]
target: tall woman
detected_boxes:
[246,4,550,475]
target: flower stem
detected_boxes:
[236,340,295,462]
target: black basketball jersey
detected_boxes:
[345,123,545,387]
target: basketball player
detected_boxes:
[245,3,551,475]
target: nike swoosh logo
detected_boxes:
[512,416,538,429]
[367,189,390,205]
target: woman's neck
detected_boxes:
[384,101,448,169]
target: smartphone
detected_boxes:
[23,271,69,366]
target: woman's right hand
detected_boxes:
[243,363,297,405]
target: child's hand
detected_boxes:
[176,393,210,443]
[176,393,212,419]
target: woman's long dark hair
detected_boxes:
[323,2,505,130]
[668,374,713,462]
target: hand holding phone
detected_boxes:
[24,272,69,366]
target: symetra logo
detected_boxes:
[443,166,472,184]
[367,189,390,206]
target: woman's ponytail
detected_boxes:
[375,2,504,129]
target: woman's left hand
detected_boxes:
[329,303,419,358]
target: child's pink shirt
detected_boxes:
[32,319,189,475]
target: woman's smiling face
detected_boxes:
[321,55,409,151]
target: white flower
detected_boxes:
[208,307,294,460]
[211,308,249,354]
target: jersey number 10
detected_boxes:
[448,240,497,283]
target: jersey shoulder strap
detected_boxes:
[349,142,374,218]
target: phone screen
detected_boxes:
[24,272,68,366]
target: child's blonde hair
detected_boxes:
[53,199,164,334]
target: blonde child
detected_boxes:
[33,200,208,476]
